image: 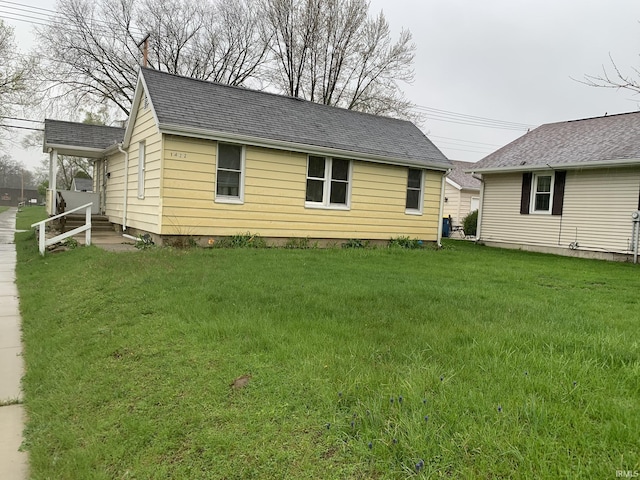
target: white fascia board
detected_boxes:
[467,158,640,174]
[44,144,108,159]
[160,123,451,171]
[445,177,462,190]
[122,70,161,148]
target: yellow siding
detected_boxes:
[105,91,163,233]
[480,168,640,253]
[161,135,443,240]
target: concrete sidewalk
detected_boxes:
[0,207,29,479]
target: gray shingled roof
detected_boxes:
[447,160,481,189]
[472,111,640,172]
[141,68,450,169]
[44,119,125,151]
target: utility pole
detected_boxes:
[137,34,151,68]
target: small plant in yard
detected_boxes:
[462,209,478,237]
[61,237,78,249]
[216,232,267,248]
[134,233,155,249]
[388,236,423,249]
[284,237,316,249]
[342,238,369,249]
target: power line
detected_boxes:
[0,124,43,131]
[427,134,503,147]
[0,116,42,123]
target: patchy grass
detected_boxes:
[14,220,640,479]
[15,205,46,230]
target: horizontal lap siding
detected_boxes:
[161,136,442,240]
[480,173,561,245]
[105,96,162,233]
[560,168,640,252]
[126,99,162,233]
[480,168,640,253]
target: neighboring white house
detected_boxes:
[469,111,640,261]
[71,177,93,192]
[443,160,481,227]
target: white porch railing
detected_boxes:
[31,202,93,256]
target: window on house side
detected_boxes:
[405,168,423,213]
[305,156,351,208]
[532,174,552,213]
[216,143,244,202]
[137,142,145,199]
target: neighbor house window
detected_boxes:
[137,141,145,199]
[305,156,351,208]
[532,173,553,213]
[405,168,423,213]
[520,171,566,216]
[216,143,244,203]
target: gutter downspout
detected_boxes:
[117,144,129,231]
[436,170,449,247]
[476,175,485,242]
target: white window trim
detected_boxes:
[215,143,245,205]
[530,172,554,214]
[405,168,424,215]
[137,141,145,199]
[304,156,352,210]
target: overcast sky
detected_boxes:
[3,0,640,170]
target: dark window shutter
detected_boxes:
[551,171,566,216]
[520,172,532,214]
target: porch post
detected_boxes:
[48,149,58,215]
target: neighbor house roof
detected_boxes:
[446,160,481,190]
[470,111,640,173]
[136,68,450,170]
[71,177,93,192]
[43,119,125,158]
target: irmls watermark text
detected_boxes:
[616,471,640,478]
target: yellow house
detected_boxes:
[44,68,452,246]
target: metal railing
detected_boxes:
[31,202,93,256]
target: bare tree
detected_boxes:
[262,0,417,119]
[579,53,640,96]
[0,20,37,140]
[36,0,269,117]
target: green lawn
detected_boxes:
[0,205,9,215]
[14,216,640,479]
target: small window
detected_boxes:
[216,143,244,203]
[305,156,351,208]
[137,142,145,199]
[405,168,423,213]
[532,174,552,213]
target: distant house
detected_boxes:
[443,160,481,227]
[71,177,93,192]
[43,68,451,245]
[469,112,640,261]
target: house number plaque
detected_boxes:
[169,151,187,159]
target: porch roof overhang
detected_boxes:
[43,143,111,159]
[43,119,125,159]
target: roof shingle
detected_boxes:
[44,119,125,151]
[473,112,640,171]
[141,68,450,169]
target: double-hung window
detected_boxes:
[405,168,423,213]
[305,156,351,208]
[520,171,566,216]
[532,173,553,213]
[216,143,244,203]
